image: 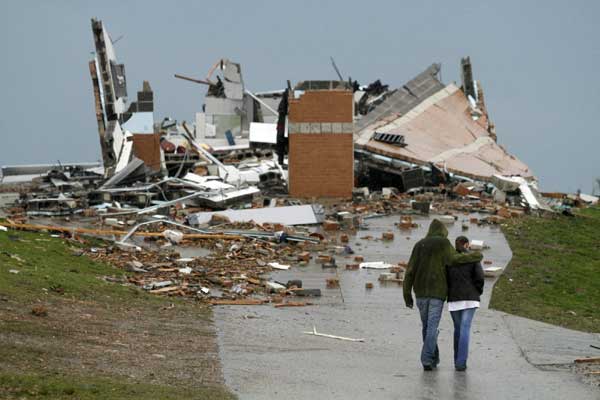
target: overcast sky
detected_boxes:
[1,1,598,193]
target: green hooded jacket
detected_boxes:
[403,219,483,306]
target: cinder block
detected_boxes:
[382,232,394,241]
[297,251,311,262]
[317,254,333,263]
[326,278,340,288]
[323,220,340,231]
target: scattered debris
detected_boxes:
[210,299,266,306]
[483,266,503,277]
[302,326,365,342]
[470,240,485,250]
[326,278,340,288]
[268,262,290,270]
[381,232,394,241]
[274,302,313,308]
[360,262,393,269]
[31,305,48,317]
[575,357,600,364]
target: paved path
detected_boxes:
[214,214,599,399]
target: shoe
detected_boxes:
[455,366,467,371]
[423,365,434,371]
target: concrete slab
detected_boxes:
[502,313,600,365]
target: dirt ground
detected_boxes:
[0,295,227,394]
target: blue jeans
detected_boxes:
[416,297,444,367]
[450,307,477,368]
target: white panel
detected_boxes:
[249,122,277,144]
[195,112,206,139]
[189,205,319,226]
[115,132,133,173]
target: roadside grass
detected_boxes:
[490,206,600,333]
[0,229,151,304]
[0,228,236,399]
[0,373,233,400]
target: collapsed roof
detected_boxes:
[354,61,534,182]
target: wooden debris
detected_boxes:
[322,220,340,231]
[210,299,266,306]
[326,278,340,288]
[274,302,313,308]
[0,221,242,240]
[575,357,600,364]
[149,286,181,294]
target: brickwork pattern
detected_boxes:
[288,90,354,198]
[288,91,353,123]
[288,133,354,198]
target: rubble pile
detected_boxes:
[81,226,357,303]
[86,242,275,301]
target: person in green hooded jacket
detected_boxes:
[403,219,483,370]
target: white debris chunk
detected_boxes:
[268,262,290,270]
[303,326,365,342]
[359,261,393,269]
[162,229,184,244]
[470,240,485,250]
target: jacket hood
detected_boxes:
[426,219,448,238]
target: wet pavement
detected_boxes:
[214,214,599,399]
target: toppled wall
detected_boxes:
[288,90,354,198]
[91,18,128,122]
[89,18,155,178]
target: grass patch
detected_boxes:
[490,206,600,332]
[0,373,235,400]
[0,229,156,304]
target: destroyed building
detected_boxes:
[176,59,283,151]
[5,17,589,222]
[354,60,533,190]
[87,17,537,202]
